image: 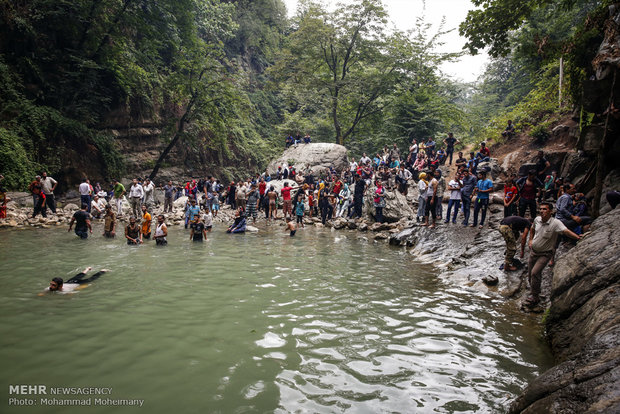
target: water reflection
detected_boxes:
[0,225,552,413]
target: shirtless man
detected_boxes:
[125,217,143,245]
[41,267,108,295]
[285,217,297,237]
[267,186,278,220]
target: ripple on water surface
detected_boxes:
[0,226,552,413]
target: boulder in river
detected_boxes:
[267,143,348,176]
[363,185,414,223]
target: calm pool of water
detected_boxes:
[0,223,552,413]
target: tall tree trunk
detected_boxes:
[148,98,195,181]
[592,68,616,218]
[332,92,342,146]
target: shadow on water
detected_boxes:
[0,224,553,413]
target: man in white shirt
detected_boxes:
[524,202,582,309]
[142,178,155,208]
[128,178,144,218]
[360,153,371,166]
[349,158,358,174]
[90,194,107,218]
[41,171,58,214]
[78,178,92,213]
[445,173,463,224]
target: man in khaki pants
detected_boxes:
[498,216,532,271]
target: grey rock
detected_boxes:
[482,275,499,286]
[63,203,79,211]
[332,218,347,229]
[267,143,348,176]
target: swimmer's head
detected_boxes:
[50,277,63,291]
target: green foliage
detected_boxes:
[472,61,570,145]
[0,128,37,190]
[531,121,552,144]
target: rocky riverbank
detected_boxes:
[509,208,620,413]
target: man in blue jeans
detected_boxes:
[472,171,494,228]
[460,169,477,226]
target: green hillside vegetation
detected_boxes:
[0,0,612,189]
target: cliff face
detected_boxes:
[508,208,620,414]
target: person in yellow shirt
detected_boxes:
[141,205,152,240]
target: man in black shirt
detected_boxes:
[498,216,532,271]
[534,150,551,183]
[190,216,207,242]
[455,152,467,172]
[68,204,92,239]
[443,133,459,165]
[350,174,366,219]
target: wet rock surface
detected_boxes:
[509,208,620,414]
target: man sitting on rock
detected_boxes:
[475,142,491,162]
[556,183,592,234]
[501,120,515,139]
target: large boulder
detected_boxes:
[267,143,348,176]
[477,158,503,181]
[362,184,414,223]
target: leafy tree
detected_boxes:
[271,0,410,146]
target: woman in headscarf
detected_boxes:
[373,180,386,223]
[417,172,428,223]
[337,183,351,218]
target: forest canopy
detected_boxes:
[0,0,611,189]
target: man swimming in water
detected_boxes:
[42,267,108,294]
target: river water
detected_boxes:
[0,224,553,413]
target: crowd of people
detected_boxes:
[8,132,620,309]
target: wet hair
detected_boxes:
[52,277,63,288]
[81,204,88,209]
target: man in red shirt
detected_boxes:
[280,182,300,220]
[258,178,267,212]
[475,142,490,162]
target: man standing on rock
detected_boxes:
[471,171,493,229]
[128,178,144,218]
[163,180,175,213]
[524,202,582,309]
[517,170,543,219]
[246,184,260,224]
[112,179,126,217]
[79,178,92,213]
[460,169,476,226]
[29,175,46,218]
[280,182,297,221]
[40,171,58,214]
[499,216,531,271]
[443,133,459,165]
[350,174,366,219]
[142,178,155,209]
